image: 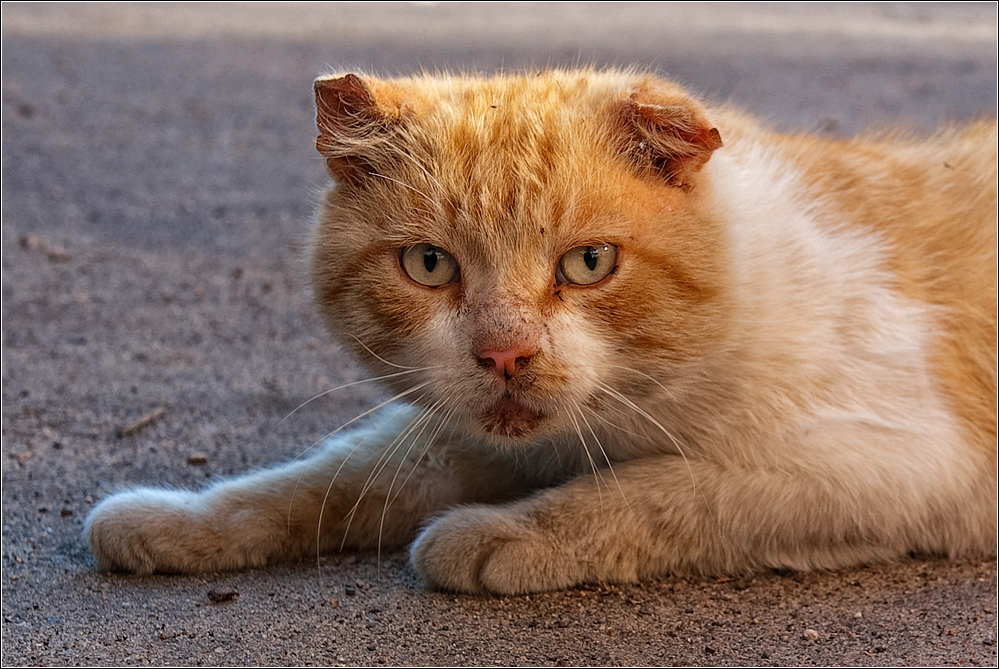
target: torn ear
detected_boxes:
[314,73,404,182]
[622,83,723,186]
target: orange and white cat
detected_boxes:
[85,70,996,594]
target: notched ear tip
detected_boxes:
[629,99,722,149]
[707,127,723,150]
[624,92,723,183]
[314,73,367,97]
[313,74,373,181]
[313,74,401,182]
[314,73,379,121]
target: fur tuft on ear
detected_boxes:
[314,74,404,182]
[621,82,723,186]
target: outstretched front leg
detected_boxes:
[85,407,526,574]
[412,424,994,594]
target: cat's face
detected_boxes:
[311,71,729,445]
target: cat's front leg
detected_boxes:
[410,466,666,595]
[411,436,993,594]
[86,408,525,574]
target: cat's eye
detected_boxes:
[557,244,618,286]
[400,244,460,287]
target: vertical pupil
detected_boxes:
[423,248,439,273]
[583,247,599,271]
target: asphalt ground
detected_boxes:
[2,3,996,666]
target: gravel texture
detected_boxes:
[2,3,996,666]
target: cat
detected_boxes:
[85,69,997,595]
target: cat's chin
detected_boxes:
[478,396,547,441]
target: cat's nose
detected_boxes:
[477,347,536,379]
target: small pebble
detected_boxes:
[206,589,238,604]
[803,629,819,641]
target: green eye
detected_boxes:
[557,244,618,285]
[400,244,460,287]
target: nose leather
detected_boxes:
[478,347,535,379]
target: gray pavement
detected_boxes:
[2,2,996,666]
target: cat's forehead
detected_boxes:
[424,74,602,124]
[411,72,617,157]
[391,75,633,246]
[409,70,620,111]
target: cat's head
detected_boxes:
[310,70,728,446]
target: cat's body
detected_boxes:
[85,70,996,594]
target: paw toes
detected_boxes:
[410,506,576,595]
[84,488,202,573]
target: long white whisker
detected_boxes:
[596,383,700,496]
[583,396,652,441]
[338,394,437,550]
[376,399,450,570]
[576,402,632,513]
[606,364,678,401]
[308,383,432,562]
[389,403,457,507]
[597,384,688,457]
[275,367,429,432]
[391,148,455,215]
[563,403,604,506]
[309,401,412,572]
[594,384,718,529]
[346,333,427,371]
[310,381,435,453]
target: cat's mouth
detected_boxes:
[479,396,546,439]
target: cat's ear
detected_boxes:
[314,73,404,182]
[621,82,723,186]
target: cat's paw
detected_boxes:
[409,505,579,595]
[85,488,219,574]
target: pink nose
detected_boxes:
[478,347,535,379]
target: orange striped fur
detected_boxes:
[86,70,996,594]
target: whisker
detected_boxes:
[375,398,451,571]
[563,403,604,506]
[336,394,435,551]
[597,384,686,453]
[596,383,700,495]
[594,383,719,529]
[305,383,433,565]
[606,364,678,401]
[576,402,633,513]
[309,380,435,455]
[346,333,428,371]
[274,367,429,433]
[310,402,413,571]
[390,146,456,215]
[583,396,652,441]
[389,404,457,507]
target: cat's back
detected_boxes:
[771,120,996,288]
[745,118,997,456]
